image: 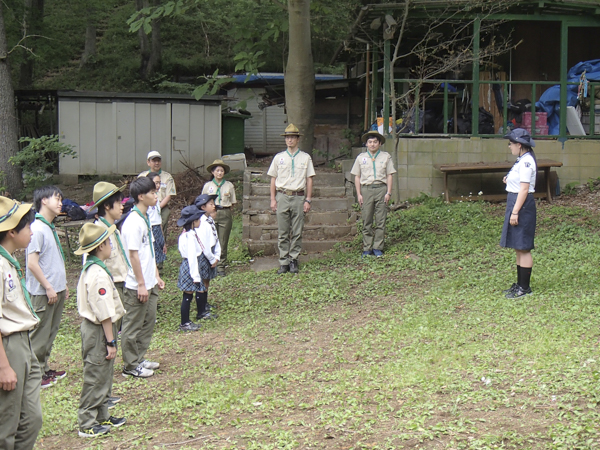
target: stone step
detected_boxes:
[244,169,345,187]
[246,239,350,257]
[244,211,357,226]
[249,184,347,197]
[244,224,357,241]
[244,196,353,212]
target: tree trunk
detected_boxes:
[18,0,44,89]
[136,0,161,80]
[0,7,24,195]
[285,0,314,155]
[80,8,96,68]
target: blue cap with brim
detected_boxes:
[177,205,204,227]
[194,194,218,209]
[504,128,535,148]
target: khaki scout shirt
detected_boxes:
[202,180,237,207]
[0,256,39,336]
[77,264,125,325]
[267,149,316,192]
[351,150,397,185]
[138,171,177,203]
[94,220,128,283]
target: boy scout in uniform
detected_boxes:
[351,131,396,257]
[138,151,177,233]
[0,197,42,450]
[75,223,126,437]
[267,124,316,274]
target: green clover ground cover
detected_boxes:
[40,198,600,449]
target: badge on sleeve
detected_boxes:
[524,162,530,168]
[98,288,107,296]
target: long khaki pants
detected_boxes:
[78,320,117,430]
[276,193,305,266]
[160,206,171,234]
[29,290,67,372]
[0,331,43,450]
[121,286,159,371]
[215,207,233,270]
[361,183,388,251]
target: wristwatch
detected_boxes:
[386,192,392,196]
[106,339,117,347]
[304,199,312,204]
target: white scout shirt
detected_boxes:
[506,152,536,193]
[121,211,157,290]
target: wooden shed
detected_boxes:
[58,91,223,176]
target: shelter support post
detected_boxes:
[383,38,391,137]
[559,20,568,138]
[471,17,481,136]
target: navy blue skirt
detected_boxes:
[177,258,206,292]
[152,225,166,264]
[500,193,536,250]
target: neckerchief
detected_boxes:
[98,217,131,269]
[0,245,38,320]
[286,149,300,177]
[213,179,225,204]
[82,254,113,280]
[157,169,162,175]
[368,149,381,180]
[132,205,155,258]
[35,213,65,262]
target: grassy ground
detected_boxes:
[36,195,600,449]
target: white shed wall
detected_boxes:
[59,99,221,175]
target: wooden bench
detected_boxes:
[436,159,563,203]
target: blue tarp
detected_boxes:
[535,59,600,135]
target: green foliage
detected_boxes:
[563,181,579,195]
[11,136,76,188]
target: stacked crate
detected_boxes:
[521,112,548,135]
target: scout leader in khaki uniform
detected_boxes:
[0,197,43,450]
[138,151,177,232]
[351,130,396,257]
[202,159,237,276]
[267,124,316,274]
[75,223,126,438]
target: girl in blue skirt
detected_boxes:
[501,128,537,299]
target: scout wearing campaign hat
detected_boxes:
[93,182,127,210]
[361,130,386,144]
[206,159,230,174]
[504,128,536,148]
[280,124,302,136]
[75,223,117,255]
[0,197,33,232]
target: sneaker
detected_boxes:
[78,424,110,438]
[107,400,116,410]
[505,285,532,299]
[108,396,121,404]
[41,374,56,388]
[100,416,127,428]
[361,250,374,257]
[122,364,154,378]
[502,283,518,294]
[289,259,299,274]
[179,321,201,332]
[277,265,290,274]
[198,311,218,320]
[217,270,226,277]
[141,360,160,370]
[46,369,67,380]
[372,249,384,258]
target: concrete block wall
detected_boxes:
[375,137,600,201]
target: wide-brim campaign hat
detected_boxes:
[504,128,536,148]
[177,205,204,227]
[361,130,386,144]
[281,124,302,136]
[194,194,218,209]
[0,197,32,233]
[74,223,116,255]
[93,182,127,210]
[207,159,231,174]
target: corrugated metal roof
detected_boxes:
[57,90,223,105]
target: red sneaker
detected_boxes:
[46,369,67,380]
[41,375,56,388]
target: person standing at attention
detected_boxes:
[267,124,315,274]
[138,151,176,244]
[202,159,237,277]
[351,131,396,257]
[501,128,538,299]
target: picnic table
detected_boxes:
[55,216,92,261]
[436,159,563,203]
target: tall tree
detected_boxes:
[18,0,44,88]
[0,5,23,195]
[135,0,162,80]
[285,0,314,155]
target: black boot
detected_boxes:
[289,260,299,274]
[277,265,290,274]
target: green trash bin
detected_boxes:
[222,113,251,155]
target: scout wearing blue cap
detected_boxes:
[504,128,535,148]
[177,205,204,228]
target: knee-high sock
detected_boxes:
[180,292,193,325]
[195,291,208,317]
[519,266,532,290]
[517,265,522,286]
